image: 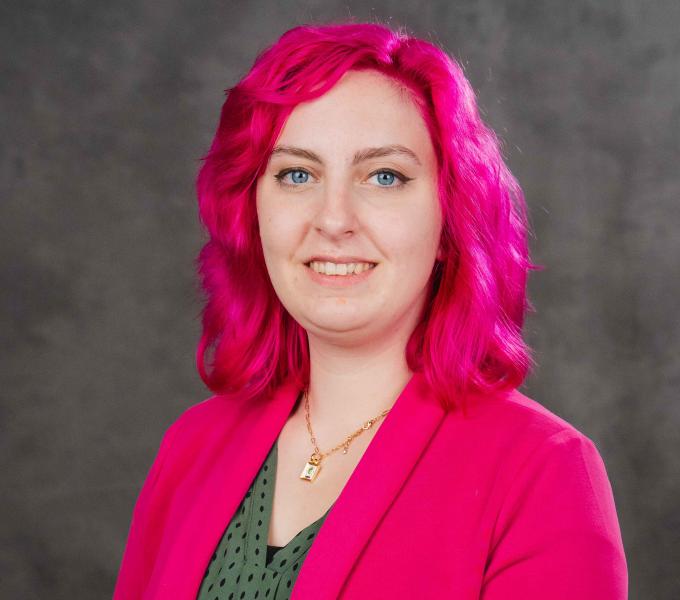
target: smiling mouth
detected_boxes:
[304,261,378,275]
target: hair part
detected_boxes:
[195,20,539,413]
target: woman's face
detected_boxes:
[256,69,442,345]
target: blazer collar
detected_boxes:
[151,370,447,599]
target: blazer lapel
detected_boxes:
[148,371,446,600]
[148,377,302,599]
[291,370,448,599]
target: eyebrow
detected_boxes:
[270,144,422,167]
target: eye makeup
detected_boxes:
[273,167,413,189]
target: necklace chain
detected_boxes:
[302,389,391,463]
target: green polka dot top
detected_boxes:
[196,437,335,599]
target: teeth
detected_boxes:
[308,261,377,276]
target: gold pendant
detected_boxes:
[299,454,322,482]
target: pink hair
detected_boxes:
[195,21,539,412]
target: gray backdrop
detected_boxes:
[2,1,678,598]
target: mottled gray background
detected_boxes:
[2,1,678,598]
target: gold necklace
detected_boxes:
[299,388,391,483]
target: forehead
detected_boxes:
[273,70,433,159]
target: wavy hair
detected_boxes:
[194,20,539,412]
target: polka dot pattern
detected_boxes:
[195,437,334,599]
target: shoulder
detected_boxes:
[467,386,599,451]
[163,392,248,448]
[497,389,614,493]
[441,387,613,496]
[172,393,235,428]
[474,391,628,594]
[504,388,607,459]
[455,388,622,530]
[139,392,251,487]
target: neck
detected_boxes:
[294,341,414,445]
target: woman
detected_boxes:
[113,21,628,599]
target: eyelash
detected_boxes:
[273,167,412,189]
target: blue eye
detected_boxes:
[274,168,411,188]
[368,169,411,188]
[372,170,398,186]
[275,169,310,185]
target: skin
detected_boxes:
[255,69,442,528]
[256,68,443,546]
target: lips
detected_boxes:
[304,259,378,286]
[306,261,376,276]
[305,254,378,265]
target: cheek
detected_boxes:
[256,189,292,256]
[383,197,441,260]
[258,208,302,263]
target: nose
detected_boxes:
[310,176,360,239]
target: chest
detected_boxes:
[267,413,381,547]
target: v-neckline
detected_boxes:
[260,437,335,572]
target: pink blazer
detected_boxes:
[113,371,628,599]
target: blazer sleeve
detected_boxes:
[112,418,181,600]
[480,428,628,600]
